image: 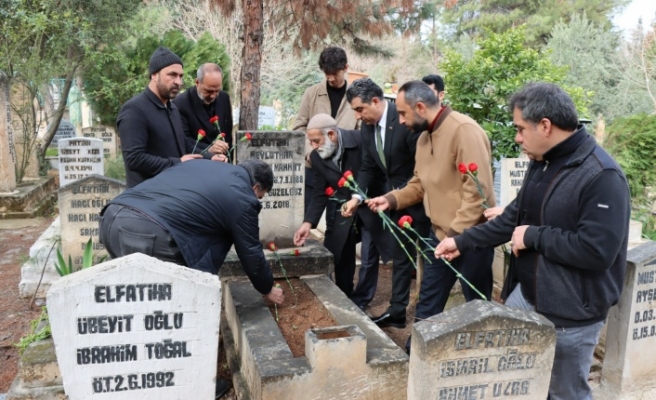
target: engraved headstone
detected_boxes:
[0,71,17,193]
[236,131,304,247]
[81,126,118,159]
[257,106,277,128]
[46,253,222,400]
[49,119,76,148]
[59,175,124,271]
[408,300,556,400]
[58,137,104,186]
[499,156,530,208]
[596,241,656,400]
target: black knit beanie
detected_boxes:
[149,47,183,75]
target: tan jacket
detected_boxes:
[293,81,358,166]
[386,107,495,240]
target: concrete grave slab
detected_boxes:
[19,216,60,298]
[409,300,556,400]
[597,240,656,400]
[223,275,408,400]
[46,253,222,400]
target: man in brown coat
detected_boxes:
[368,80,495,353]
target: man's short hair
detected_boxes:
[197,63,223,82]
[421,74,445,92]
[239,159,274,192]
[399,81,439,108]
[509,83,579,131]
[318,47,348,74]
[346,78,384,104]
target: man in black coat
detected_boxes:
[342,78,431,328]
[99,158,283,303]
[117,47,224,188]
[293,114,390,308]
[173,63,233,156]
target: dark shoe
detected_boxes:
[216,378,229,399]
[405,336,412,354]
[371,311,406,328]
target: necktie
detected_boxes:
[376,124,386,169]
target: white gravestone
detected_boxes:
[597,241,656,400]
[47,253,222,400]
[81,126,118,159]
[499,156,529,208]
[408,300,556,400]
[236,131,305,247]
[0,71,17,193]
[59,175,124,271]
[58,137,104,186]
[257,106,277,128]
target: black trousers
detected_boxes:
[99,204,185,265]
[388,210,432,317]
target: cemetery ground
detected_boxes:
[0,216,419,395]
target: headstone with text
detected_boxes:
[59,175,124,271]
[257,106,277,128]
[596,241,656,400]
[81,126,118,159]
[499,155,530,208]
[49,120,76,148]
[236,130,304,247]
[47,253,222,400]
[408,300,556,400]
[58,137,104,186]
[0,71,17,193]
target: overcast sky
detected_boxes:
[613,0,656,34]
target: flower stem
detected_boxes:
[378,211,417,270]
[272,251,295,295]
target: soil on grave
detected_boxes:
[266,278,341,358]
[0,216,55,393]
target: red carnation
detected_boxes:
[245,132,252,140]
[337,177,348,188]
[220,132,226,138]
[197,129,206,140]
[457,163,468,174]
[325,187,335,196]
[268,242,278,252]
[468,163,478,173]
[291,249,300,256]
[209,116,219,124]
[398,215,413,229]
[343,170,354,181]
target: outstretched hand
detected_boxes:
[434,237,461,261]
[264,286,284,305]
[366,196,389,212]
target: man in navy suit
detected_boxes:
[342,78,431,328]
[294,114,389,308]
[174,63,233,156]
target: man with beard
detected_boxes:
[293,114,389,307]
[118,47,220,188]
[367,80,495,353]
[174,63,233,157]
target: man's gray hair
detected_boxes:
[197,63,223,82]
[346,78,384,104]
[398,81,438,108]
[509,83,579,131]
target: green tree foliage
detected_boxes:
[441,27,590,161]
[84,30,230,126]
[546,14,623,120]
[440,0,629,47]
[605,114,656,198]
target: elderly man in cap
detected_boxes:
[294,114,389,309]
[118,46,226,188]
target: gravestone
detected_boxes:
[596,241,656,400]
[408,300,556,400]
[58,137,104,186]
[499,156,530,208]
[46,253,222,400]
[80,126,118,159]
[257,106,277,128]
[0,71,17,193]
[59,175,124,271]
[49,120,76,148]
[236,130,304,247]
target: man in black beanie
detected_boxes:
[117,46,226,188]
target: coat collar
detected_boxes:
[145,86,175,110]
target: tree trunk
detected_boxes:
[37,65,77,160]
[239,0,263,130]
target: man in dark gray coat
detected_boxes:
[117,47,225,188]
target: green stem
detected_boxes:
[272,251,295,295]
[192,140,200,154]
[378,211,417,270]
